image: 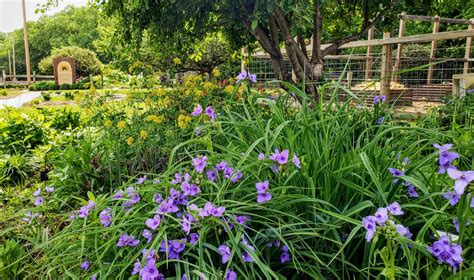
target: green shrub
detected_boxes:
[0,115,45,154]
[48,109,82,130]
[0,153,37,185]
[64,91,75,100]
[0,90,7,96]
[0,240,27,279]
[41,91,51,101]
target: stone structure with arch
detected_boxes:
[53,57,76,85]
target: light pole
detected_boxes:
[8,51,12,76]
[12,36,16,81]
[22,0,31,83]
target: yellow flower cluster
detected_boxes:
[224,85,235,94]
[146,114,165,124]
[140,130,148,140]
[104,119,112,128]
[203,82,217,92]
[212,67,221,77]
[157,96,172,109]
[117,120,126,130]
[173,57,182,65]
[127,137,134,145]
[177,114,191,129]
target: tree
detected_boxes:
[38,46,103,77]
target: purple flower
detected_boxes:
[258,153,265,160]
[45,186,54,193]
[117,233,139,247]
[160,239,186,260]
[78,205,89,218]
[235,215,251,226]
[453,218,470,233]
[230,171,243,183]
[249,73,257,83]
[157,197,179,214]
[280,245,291,263]
[145,214,161,230]
[373,95,386,105]
[205,106,216,121]
[256,180,269,193]
[198,202,225,217]
[154,193,163,204]
[132,259,141,275]
[91,275,97,280]
[269,149,289,165]
[396,224,412,238]
[387,202,404,216]
[192,156,208,173]
[257,192,272,204]
[33,188,41,196]
[271,164,280,173]
[293,154,301,168]
[447,167,474,195]
[443,192,461,206]
[113,191,123,199]
[241,238,255,262]
[388,168,404,177]
[181,274,187,280]
[236,70,247,81]
[374,207,388,225]
[471,196,474,208]
[434,144,460,174]
[195,127,201,136]
[225,270,237,280]
[407,185,419,198]
[189,233,199,245]
[376,116,385,124]
[80,260,90,271]
[223,166,234,179]
[216,161,228,171]
[139,259,163,280]
[34,196,43,206]
[191,104,203,116]
[218,244,231,263]
[428,235,463,272]
[181,213,195,234]
[142,229,153,243]
[171,173,183,185]
[99,208,112,227]
[136,176,146,184]
[362,216,376,242]
[206,169,217,182]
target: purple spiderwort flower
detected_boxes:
[159,239,186,260]
[256,180,272,203]
[189,233,199,245]
[447,167,474,195]
[33,188,41,196]
[374,207,388,225]
[373,95,386,105]
[256,180,269,193]
[453,218,470,233]
[258,153,265,160]
[198,202,225,218]
[45,186,54,193]
[182,274,188,280]
[230,171,243,183]
[195,126,201,136]
[405,183,419,198]
[136,176,146,184]
[99,208,112,227]
[205,106,216,121]
[34,196,43,206]
[142,229,153,243]
[235,215,251,227]
[428,235,463,272]
[376,116,385,124]
[471,196,474,208]
[257,192,272,204]
[181,213,195,234]
[293,154,301,168]
[154,193,163,204]
[117,233,139,247]
[444,192,461,206]
[192,156,208,173]
[269,149,289,165]
[388,168,405,183]
[171,173,183,185]
[237,70,247,81]
[206,169,217,182]
[145,214,161,230]
[90,275,97,280]
[241,238,255,262]
[80,260,90,271]
[396,224,412,238]
[387,202,404,216]
[113,191,123,199]
[271,164,280,173]
[249,73,257,83]
[362,216,377,242]
[132,259,141,275]
[218,244,231,263]
[191,104,203,116]
[139,258,164,280]
[225,270,237,280]
[216,161,228,171]
[181,181,201,196]
[223,166,234,179]
[280,245,291,263]
[434,143,460,174]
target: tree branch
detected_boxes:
[311,0,322,64]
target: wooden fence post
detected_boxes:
[380,32,392,96]
[241,48,247,72]
[2,70,6,89]
[346,71,353,89]
[427,15,440,84]
[365,26,375,81]
[33,71,36,82]
[464,19,474,74]
[394,12,406,82]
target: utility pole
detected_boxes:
[12,36,17,81]
[22,0,32,83]
[8,51,12,76]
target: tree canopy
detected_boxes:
[38,46,103,77]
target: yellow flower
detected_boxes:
[212,68,221,77]
[104,119,112,128]
[127,137,134,145]
[194,89,204,97]
[173,57,182,65]
[177,114,191,129]
[146,114,165,124]
[140,130,148,140]
[224,85,235,94]
[117,121,126,130]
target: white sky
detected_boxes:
[0,0,88,33]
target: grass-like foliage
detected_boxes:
[1,81,473,280]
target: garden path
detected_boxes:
[0,91,41,108]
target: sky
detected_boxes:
[0,0,88,33]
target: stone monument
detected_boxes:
[53,57,76,85]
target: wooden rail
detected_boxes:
[399,14,474,25]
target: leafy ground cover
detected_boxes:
[0,75,473,279]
